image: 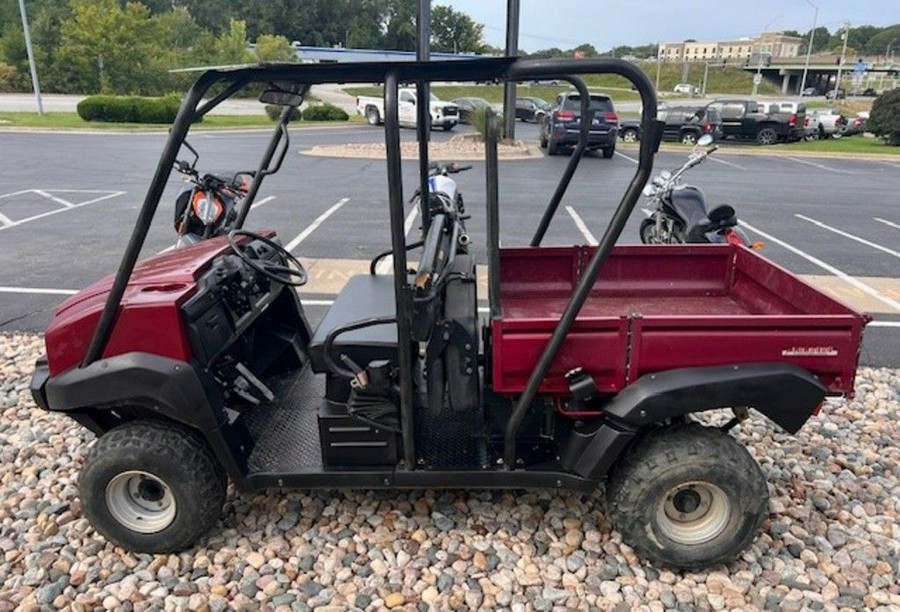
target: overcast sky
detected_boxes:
[442,0,899,51]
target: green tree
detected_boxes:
[254,34,296,63]
[867,87,900,145]
[800,26,831,54]
[57,0,174,94]
[382,0,416,51]
[195,18,253,66]
[431,4,484,53]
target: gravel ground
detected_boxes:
[1,331,898,611]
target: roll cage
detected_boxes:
[80,56,664,472]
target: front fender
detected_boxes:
[606,362,827,434]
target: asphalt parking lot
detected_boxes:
[1,122,898,366]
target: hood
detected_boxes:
[55,237,233,317]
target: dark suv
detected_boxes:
[619,105,724,145]
[540,92,618,158]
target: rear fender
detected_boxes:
[559,363,826,480]
[606,362,826,434]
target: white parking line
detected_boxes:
[252,195,276,209]
[376,204,420,274]
[0,191,125,232]
[32,190,74,208]
[869,321,900,328]
[739,220,900,313]
[0,286,77,296]
[876,160,900,170]
[614,151,638,164]
[795,214,900,259]
[565,206,598,245]
[0,189,36,200]
[285,197,349,253]
[874,217,900,231]
[0,211,13,227]
[783,156,853,175]
[706,156,746,170]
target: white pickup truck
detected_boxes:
[356,88,459,130]
[805,108,846,139]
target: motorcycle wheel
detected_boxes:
[640,217,685,244]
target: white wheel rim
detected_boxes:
[106,470,177,533]
[624,131,637,143]
[656,481,731,545]
[682,134,696,144]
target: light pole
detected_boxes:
[752,15,781,95]
[799,0,818,95]
[16,0,43,115]
[834,22,850,96]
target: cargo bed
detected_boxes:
[491,245,869,396]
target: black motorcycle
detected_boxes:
[639,135,757,248]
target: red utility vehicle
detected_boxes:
[31,58,868,569]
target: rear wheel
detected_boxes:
[79,421,226,553]
[606,424,768,570]
[442,123,454,132]
[539,132,548,148]
[756,127,778,145]
[366,106,381,126]
[547,138,560,156]
[602,145,615,159]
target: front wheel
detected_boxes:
[681,131,699,145]
[621,128,639,143]
[640,216,684,244]
[606,424,769,570]
[79,421,227,553]
[442,123,454,132]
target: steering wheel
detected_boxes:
[227,229,307,287]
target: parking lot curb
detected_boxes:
[620,142,900,162]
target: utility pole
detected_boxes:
[17,0,44,115]
[502,0,520,139]
[799,0,818,95]
[655,41,661,91]
[835,21,850,96]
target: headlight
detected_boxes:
[191,192,223,224]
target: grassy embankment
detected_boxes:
[345,62,780,105]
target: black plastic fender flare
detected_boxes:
[560,363,826,480]
[35,352,249,481]
[605,362,827,434]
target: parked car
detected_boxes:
[618,104,723,145]
[841,111,869,136]
[539,91,618,157]
[705,99,806,144]
[673,83,698,95]
[356,88,458,130]
[451,97,501,124]
[861,88,878,97]
[800,87,821,97]
[515,97,550,123]
[805,108,846,139]
[825,88,846,100]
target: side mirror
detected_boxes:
[259,89,303,108]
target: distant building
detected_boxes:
[659,32,802,63]
[291,44,479,63]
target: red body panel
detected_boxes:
[491,245,869,396]
[45,237,235,376]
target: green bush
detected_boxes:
[76,95,183,123]
[265,104,302,121]
[867,88,900,146]
[471,105,506,141]
[301,103,348,122]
